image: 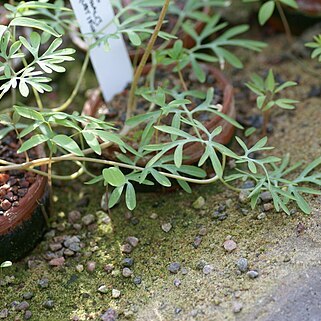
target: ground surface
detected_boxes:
[1,21,321,321]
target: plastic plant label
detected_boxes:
[70,0,133,102]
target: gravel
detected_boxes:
[122,258,134,267]
[193,236,202,248]
[122,267,133,277]
[43,300,55,309]
[24,310,32,320]
[121,243,133,254]
[168,262,181,274]
[133,276,142,285]
[68,210,81,223]
[49,257,65,267]
[23,292,34,300]
[260,191,273,202]
[38,278,49,289]
[112,289,121,298]
[161,223,172,233]
[98,285,108,293]
[233,302,243,313]
[236,258,248,273]
[0,309,8,319]
[101,308,117,321]
[15,301,29,311]
[223,239,237,252]
[126,236,139,247]
[86,261,96,273]
[247,270,259,279]
[82,214,95,226]
[203,264,214,275]
[192,196,205,209]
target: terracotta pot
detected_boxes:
[0,145,48,262]
[82,64,235,167]
[296,0,321,15]
[70,6,210,62]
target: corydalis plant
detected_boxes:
[306,34,321,62]
[246,69,298,136]
[0,0,319,217]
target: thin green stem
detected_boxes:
[0,155,220,185]
[52,52,90,112]
[126,0,171,120]
[275,0,293,44]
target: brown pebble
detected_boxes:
[87,261,96,272]
[223,239,237,252]
[1,199,12,211]
[121,243,133,254]
[126,236,139,247]
[49,257,65,267]
[104,264,114,273]
[49,243,63,252]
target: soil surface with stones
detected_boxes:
[1,22,321,321]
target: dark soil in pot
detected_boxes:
[0,128,48,262]
[82,63,235,166]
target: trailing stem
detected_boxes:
[126,0,171,119]
[275,0,293,44]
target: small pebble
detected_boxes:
[203,264,214,275]
[199,227,207,236]
[247,270,259,279]
[168,262,181,274]
[101,308,117,321]
[263,203,274,211]
[196,260,207,270]
[193,236,202,248]
[175,308,182,314]
[104,264,114,273]
[49,257,65,267]
[126,236,139,247]
[0,309,8,319]
[76,264,84,272]
[82,214,95,226]
[49,243,62,252]
[150,213,158,219]
[239,190,250,203]
[257,212,266,220]
[24,310,32,320]
[68,210,81,223]
[173,279,181,287]
[260,191,272,202]
[15,301,29,311]
[233,302,243,313]
[86,261,96,273]
[121,243,133,254]
[122,258,134,267]
[133,276,142,285]
[223,240,237,252]
[161,223,172,233]
[122,267,133,278]
[236,258,248,273]
[192,196,205,209]
[23,292,34,300]
[98,285,108,294]
[112,289,121,298]
[43,300,54,309]
[38,278,49,289]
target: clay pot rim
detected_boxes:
[0,145,47,235]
